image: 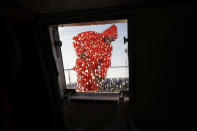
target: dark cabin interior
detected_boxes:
[0,0,193,131]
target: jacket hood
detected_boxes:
[101,24,118,39]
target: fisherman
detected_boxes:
[73,24,118,92]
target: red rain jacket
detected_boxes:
[73,24,117,92]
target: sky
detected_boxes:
[58,22,129,84]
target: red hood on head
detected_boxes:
[101,24,118,39]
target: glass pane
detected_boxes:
[59,20,129,92]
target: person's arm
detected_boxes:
[98,52,112,79]
[73,35,86,57]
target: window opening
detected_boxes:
[58,19,129,94]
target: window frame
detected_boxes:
[47,10,136,102]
